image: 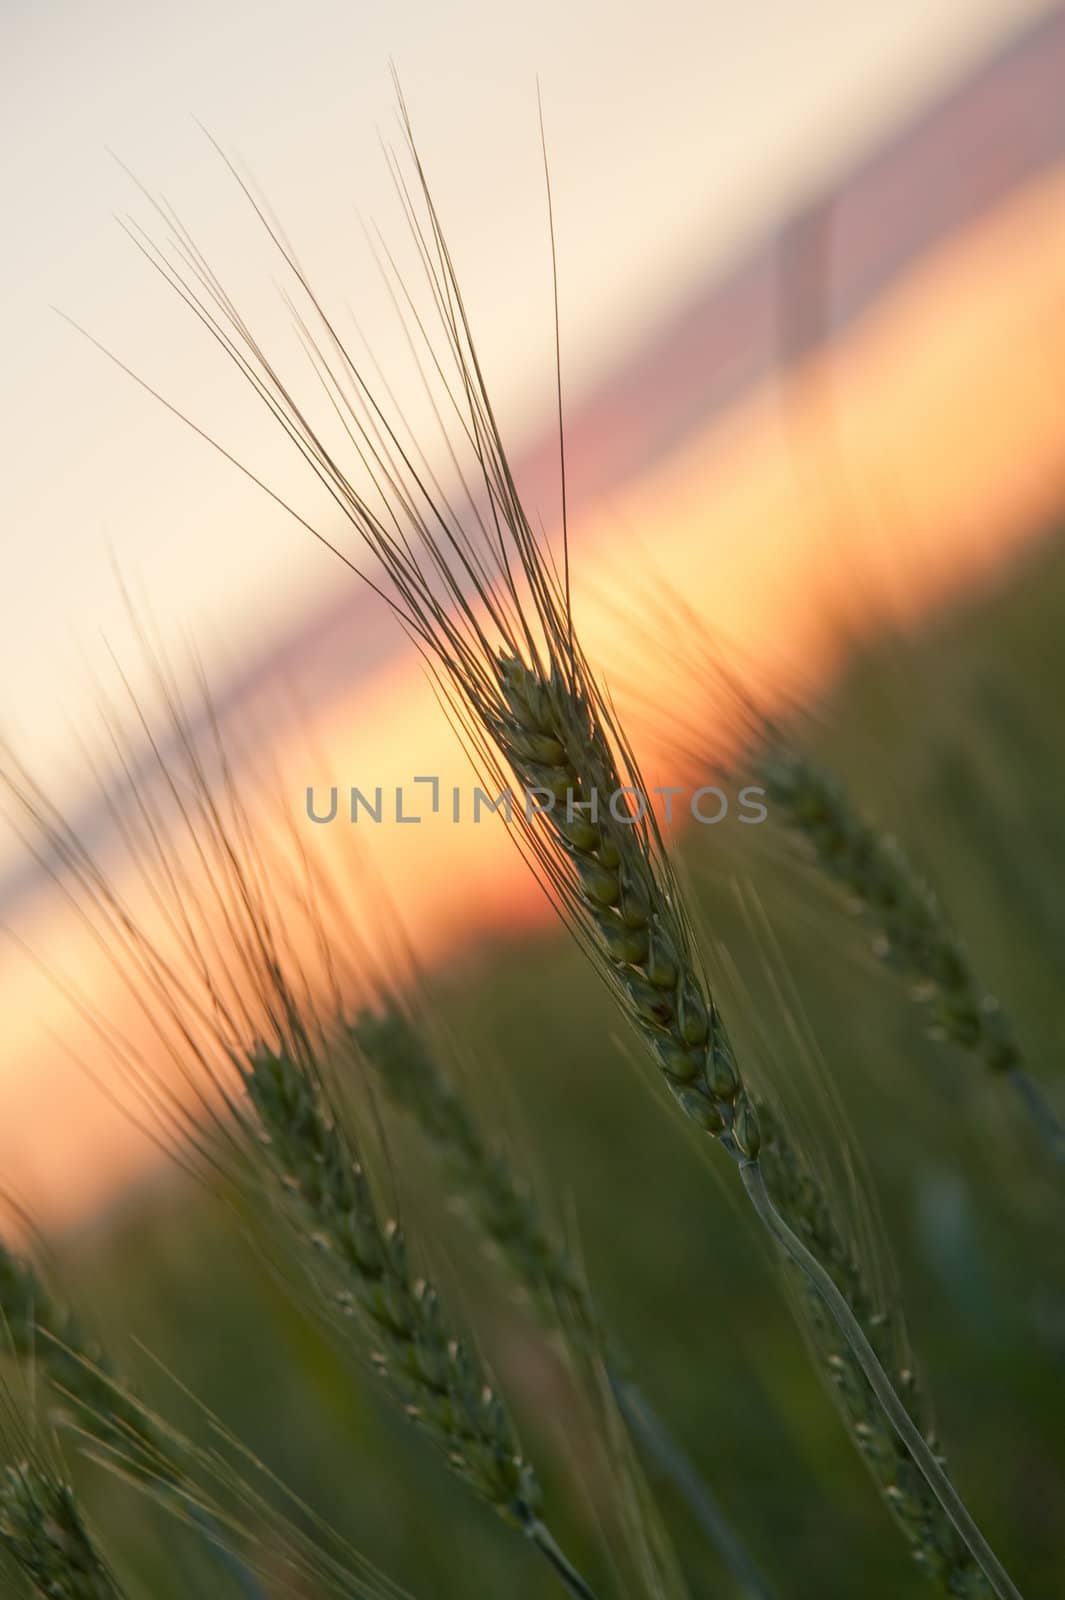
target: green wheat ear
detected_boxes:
[758,746,1063,1165]
[0,1237,274,1600]
[0,1461,127,1600]
[492,650,758,1152]
[241,1040,598,1600]
[0,1240,161,1482]
[347,1004,596,1337]
[242,1041,539,1526]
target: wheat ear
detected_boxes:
[0,1241,164,1482]
[759,748,1063,1165]
[0,1461,128,1600]
[350,1002,776,1600]
[485,659,1024,1597]
[242,1039,598,1600]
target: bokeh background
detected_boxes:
[2,2,1064,1595]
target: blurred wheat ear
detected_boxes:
[0,1234,270,1600]
[0,1368,130,1600]
[640,590,1063,1175]
[757,744,1064,1167]
[0,1458,127,1600]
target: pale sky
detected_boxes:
[0,0,1052,804]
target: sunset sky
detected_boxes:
[1,0,1053,797]
[4,0,1065,1224]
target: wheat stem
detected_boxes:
[1007,1069,1065,1165]
[529,1520,601,1600]
[610,1378,775,1600]
[739,1160,1022,1600]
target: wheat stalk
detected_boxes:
[758,747,1063,1165]
[349,1000,776,1600]
[488,658,1011,1592]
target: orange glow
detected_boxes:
[5,164,1065,1228]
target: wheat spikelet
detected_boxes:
[493,653,761,1154]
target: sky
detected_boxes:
[0,0,1053,802]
